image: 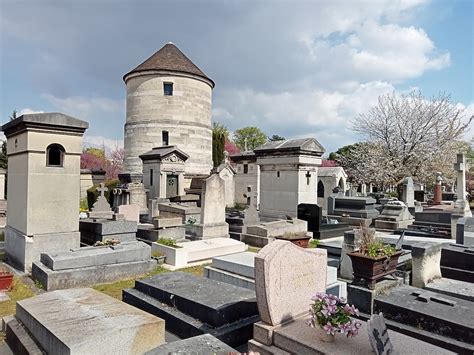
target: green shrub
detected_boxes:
[87,179,120,210]
[157,238,182,248]
[309,239,320,248]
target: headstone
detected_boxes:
[367,313,394,355]
[188,174,229,239]
[401,176,414,208]
[243,186,260,230]
[297,203,350,239]
[433,173,443,205]
[117,204,140,222]
[411,242,443,288]
[254,240,327,326]
[89,183,114,219]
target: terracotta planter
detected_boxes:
[316,328,335,343]
[0,271,14,291]
[347,250,403,289]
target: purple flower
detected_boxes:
[343,304,359,316]
[321,303,337,316]
[339,321,352,335]
[323,323,337,335]
[311,292,325,301]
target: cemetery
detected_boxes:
[0,29,473,355]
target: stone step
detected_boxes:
[133,272,258,328]
[247,339,291,355]
[123,288,258,348]
[440,266,474,283]
[374,284,474,344]
[2,315,44,355]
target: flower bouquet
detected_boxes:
[306,292,362,342]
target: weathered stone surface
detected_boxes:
[15,288,165,354]
[153,217,182,229]
[116,204,140,222]
[158,202,200,224]
[424,278,474,302]
[411,242,444,288]
[246,219,307,238]
[79,218,137,235]
[40,241,151,271]
[145,334,236,354]
[255,240,327,326]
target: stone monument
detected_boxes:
[401,176,415,208]
[89,183,114,219]
[2,113,88,271]
[189,174,229,239]
[451,153,472,238]
[433,172,443,205]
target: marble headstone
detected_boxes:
[89,183,113,219]
[254,240,327,326]
[367,313,393,355]
[201,174,226,225]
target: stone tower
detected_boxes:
[123,42,214,176]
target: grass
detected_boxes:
[247,246,261,253]
[91,263,210,300]
[0,277,37,320]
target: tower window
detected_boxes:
[164,83,173,96]
[46,144,65,167]
[243,164,248,174]
[162,131,169,146]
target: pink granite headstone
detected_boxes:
[254,240,327,326]
[117,204,140,223]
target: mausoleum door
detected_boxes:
[166,174,179,198]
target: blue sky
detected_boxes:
[1,0,473,153]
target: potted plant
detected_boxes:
[306,292,362,342]
[0,267,14,291]
[347,224,403,289]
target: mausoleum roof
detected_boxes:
[254,138,325,156]
[139,145,189,161]
[2,112,89,137]
[318,166,347,178]
[123,42,214,87]
[230,151,256,162]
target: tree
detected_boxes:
[233,126,267,151]
[0,141,7,170]
[212,122,229,167]
[269,134,285,141]
[351,91,473,185]
[9,110,17,121]
[224,140,240,155]
[80,146,124,180]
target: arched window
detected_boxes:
[338,178,344,189]
[46,144,65,167]
[317,180,325,198]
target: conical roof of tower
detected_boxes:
[123,42,214,87]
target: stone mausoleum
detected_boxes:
[123,42,214,178]
[2,113,88,271]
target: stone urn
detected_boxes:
[316,327,335,343]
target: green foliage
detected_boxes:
[0,141,7,170]
[212,122,228,167]
[366,240,396,258]
[269,134,285,141]
[157,238,182,248]
[84,147,106,160]
[233,126,267,151]
[309,239,320,248]
[86,179,120,210]
[79,198,89,211]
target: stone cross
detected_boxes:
[98,183,107,197]
[411,292,456,306]
[243,185,258,207]
[305,171,311,185]
[454,153,467,201]
[401,176,414,207]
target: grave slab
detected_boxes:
[145,334,236,354]
[374,284,474,344]
[424,278,474,302]
[14,288,165,354]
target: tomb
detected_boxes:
[230,151,259,207]
[157,202,200,224]
[297,203,350,239]
[188,174,230,239]
[255,138,325,220]
[80,168,105,201]
[79,216,138,244]
[2,113,88,272]
[146,334,236,354]
[327,195,380,225]
[396,209,453,239]
[31,241,156,290]
[113,172,149,214]
[204,251,347,298]
[123,271,259,347]
[137,216,185,243]
[212,152,236,207]
[455,217,474,246]
[440,243,474,282]
[241,219,307,247]
[140,145,188,200]
[2,288,165,354]
[374,200,414,230]
[151,237,246,269]
[316,167,347,212]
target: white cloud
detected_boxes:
[42,94,123,121]
[83,135,123,153]
[18,108,44,115]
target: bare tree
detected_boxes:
[351,91,473,185]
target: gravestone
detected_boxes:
[440,243,474,282]
[189,174,229,239]
[3,288,165,354]
[254,240,327,326]
[456,217,474,246]
[367,313,394,355]
[401,177,415,208]
[89,183,114,219]
[297,203,350,239]
[117,204,140,222]
[243,186,260,230]
[374,200,414,230]
[433,173,443,205]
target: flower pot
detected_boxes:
[0,271,14,291]
[316,328,335,343]
[347,250,403,289]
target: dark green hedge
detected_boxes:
[87,179,120,210]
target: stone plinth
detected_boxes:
[375,201,414,231]
[79,218,137,244]
[411,242,444,288]
[10,288,165,354]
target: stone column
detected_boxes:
[0,168,5,200]
[411,242,443,288]
[401,176,415,208]
[339,230,358,280]
[433,173,443,205]
[452,154,472,238]
[178,173,185,196]
[361,183,367,196]
[159,172,167,198]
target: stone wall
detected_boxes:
[124,74,213,176]
[234,161,259,206]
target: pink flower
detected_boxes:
[323,323,337,335]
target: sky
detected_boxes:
[0,0,473,154]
